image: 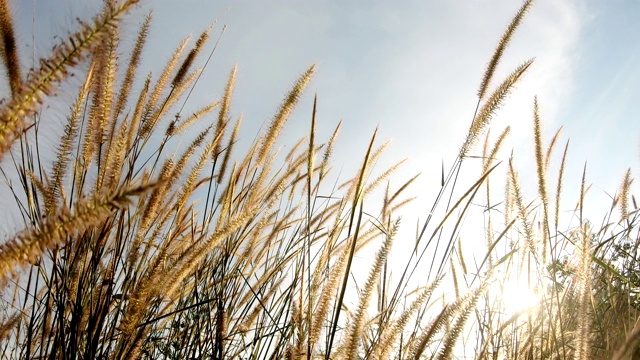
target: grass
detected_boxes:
[0,0,638,359]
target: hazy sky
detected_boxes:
[4,1,639,235]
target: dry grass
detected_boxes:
[0,1,637,359]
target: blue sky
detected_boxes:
[3,1,639,238]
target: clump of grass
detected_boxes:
[0,1,637,359]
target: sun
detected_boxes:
[488,275,543,318]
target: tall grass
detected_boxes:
[0,0,637,359]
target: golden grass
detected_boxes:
[478,0,533,100]
[0,1,637,359]
[0,0,21,98]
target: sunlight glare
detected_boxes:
[491,277,543,317]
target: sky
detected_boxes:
[3,0,640,275]
[7,0,637,208]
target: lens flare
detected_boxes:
[489,275,543,318]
